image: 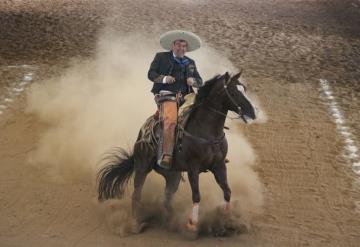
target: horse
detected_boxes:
[97,71,257,234]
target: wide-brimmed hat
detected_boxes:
[160,30,202,52]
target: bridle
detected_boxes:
[178,76,249,145]
[205,76,248,122]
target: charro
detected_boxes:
[147,30,203,169]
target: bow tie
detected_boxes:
[173,56,189,66]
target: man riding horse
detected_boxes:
[97,30,258,235]
[148,30,203,169]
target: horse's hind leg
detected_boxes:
[131,142,155,230]
[132,170,148,217]
[131,144,154,233]
[212,163,232,213]
[131,170,148,231]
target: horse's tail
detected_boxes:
[97,148,135,201]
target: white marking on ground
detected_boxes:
[13,87,24,92]
[0,65,37,117]
[319,79,360,176]
[24,73,34,81]
[3,65,35,69]
[4,98,13,103]
[19,81,29,87]
[353,162,360,175]
[320,79,360,215]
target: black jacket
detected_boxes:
[147,51,203,95]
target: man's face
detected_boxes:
[172,40,188,58]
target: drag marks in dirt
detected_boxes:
[319,79,360,176]
[0,65,37,115]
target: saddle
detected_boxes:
[136,93,196,152]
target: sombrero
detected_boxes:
[160,30,202,52]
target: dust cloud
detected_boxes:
[26,29,265,236]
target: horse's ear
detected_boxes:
[224,71,230,84]
[233,69,243,80]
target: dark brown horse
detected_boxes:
[97,71,257,233]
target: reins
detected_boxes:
[178,76,245,144]
[202,77,245,121]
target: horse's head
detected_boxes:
[195,71,257,123]
[218,71,257,123]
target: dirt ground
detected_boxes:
[1,0,360,246]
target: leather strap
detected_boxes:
[178,126,225,145]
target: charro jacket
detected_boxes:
[147,51,203,95]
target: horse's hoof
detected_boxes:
[183,220,199,240]
[222,202,233,215]
[223,208,231,216]
[131,221,148,234]
[186,220,198,232]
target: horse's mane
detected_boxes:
[194,74,223,105]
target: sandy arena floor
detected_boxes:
[0,0,360,246]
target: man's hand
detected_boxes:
[165,76,176,84]
[187,77,195,86]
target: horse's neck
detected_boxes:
[186,99,227,138]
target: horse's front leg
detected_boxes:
[164,171,182,218]
[212,163,232,214]
[154,167,182,219]
[187,170,201,232]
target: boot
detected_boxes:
[158,122,176,169]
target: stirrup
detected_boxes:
[158,155,172,169]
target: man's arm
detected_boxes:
[148,53,166,83]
